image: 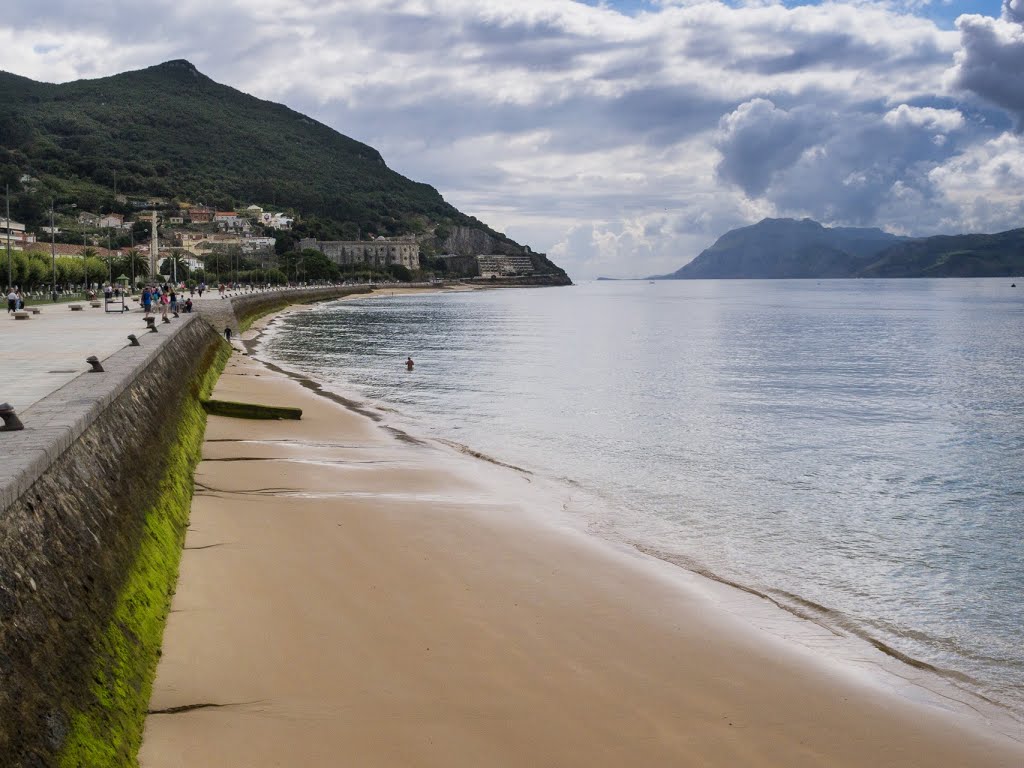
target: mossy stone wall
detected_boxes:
[0,319,228,767]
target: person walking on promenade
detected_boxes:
[170,290,179,317]
[142,286,152,316]
[159,288,170,323]
[7,287,17,314]
[198,282,205,298]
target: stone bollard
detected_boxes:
[145,317,157,331]
[127,334,141,347]
[86,356,104,373]
[0,402,25,431]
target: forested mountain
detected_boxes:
[656,218,1024,279]
[0,60,568,278]
[858,229,1024,277]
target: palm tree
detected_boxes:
[120,248,147,289]
[159,253,190,283]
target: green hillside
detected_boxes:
[858,229,1024,278]
[0,60,568,278]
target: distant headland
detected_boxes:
[650,218,1024,280]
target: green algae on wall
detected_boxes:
[57,340,231,768]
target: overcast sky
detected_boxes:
[1,1,1022,278]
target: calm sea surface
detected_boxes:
[260,279,1024,714]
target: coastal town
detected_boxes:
[0,185,548,295]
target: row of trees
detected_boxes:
[3,249,152,290]
[4,246,420,292]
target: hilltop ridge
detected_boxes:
[654,218,1024,279]
[0,61,569,280]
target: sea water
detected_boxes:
[258,279,1024,715]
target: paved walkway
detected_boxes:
[0,286,361,414]
[0,300,168,412]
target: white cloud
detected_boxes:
[927,131,1024,231]
[946,4,1024,128]
[883,104,965,132]
[0,1,1019,278]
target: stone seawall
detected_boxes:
[0,315,224,765]
[0,286,367,766]
[195,285,372,336]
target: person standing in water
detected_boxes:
[406,356,414,371]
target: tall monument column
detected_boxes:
[149,210,158,277]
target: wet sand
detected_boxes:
[140,343,1024,767]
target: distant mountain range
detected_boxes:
[652,218,1024,279]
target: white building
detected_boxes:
[241,236,276,254]
[261,212,293,230]
[298,235,418,271]
[0,218,35,246]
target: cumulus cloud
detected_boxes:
[947,1,1024,129]
[1005,0,1024,24]
[882,104,965,132]
[927,131,1024,231]
[714,99,834,197]
[0,1,1019,278]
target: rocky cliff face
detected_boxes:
[436,226,572,283]
[441,226,523,257]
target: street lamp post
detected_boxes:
[50,201,56,301]
[5,185,11,290]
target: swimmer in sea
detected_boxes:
[406,356,414,371]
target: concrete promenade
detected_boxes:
[0,286,347,414]
[1,300,150,413]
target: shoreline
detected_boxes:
[248,293,1024,730]
[139,308,1024,765]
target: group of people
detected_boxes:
[140,284,193,321]
[6,287,25,313]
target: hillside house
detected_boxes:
[98,213,125,229]
[0,218,35,246]
[261,212,293,230]
[77,212,100,226]
[187,207,214,223]
[240,236,276,254]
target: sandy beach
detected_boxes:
[140,320,1024,767]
